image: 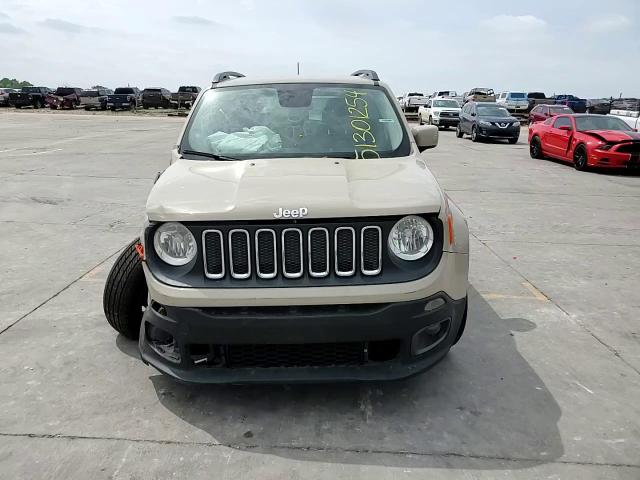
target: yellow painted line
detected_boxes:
[522,281,550,302]
[480,282,549,302]
[480,293,538,301]
[81,263,107,280]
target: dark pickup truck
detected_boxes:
[46,87,83,110]
[526,92,551,112]
[551,94,587,113]
[8,86,52,108]
[142,88,171,109]
[170,85,201,109]
[106,87,141,111]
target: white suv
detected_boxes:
[419,98,462,129]
[103,70,469,384]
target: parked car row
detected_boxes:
[2,85,202,111]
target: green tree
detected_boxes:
[0,78,34,88]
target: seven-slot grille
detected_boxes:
[203,225,382,281]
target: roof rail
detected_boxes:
[212,71,245,85]
[351,69,380,81]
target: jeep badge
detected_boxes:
[273,207,308,219]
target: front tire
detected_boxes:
[471,125,479,142]
[573,145,588,171]
[103,238,148,340]
[529,136,544,158]
[508,137,518,144]
[456,124,463,138]
[428,116,433,125]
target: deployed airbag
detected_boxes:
[207,126,282,155]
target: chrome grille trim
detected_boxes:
[228,229,251,279]
[334,227,356,277]
[202,230,225,280]
[361,226,382,276]
[282,228,303,279]
[308,227,329,278]
[255,229,277,279]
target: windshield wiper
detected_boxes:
[181,149,239,161]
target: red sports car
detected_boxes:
[528,114,640,170]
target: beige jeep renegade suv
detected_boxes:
[103,70,469,383]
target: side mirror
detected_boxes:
[470,112,476,117]
[412,125,438,152]
[558,125,572,132]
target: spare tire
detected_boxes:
[103,238,147,339]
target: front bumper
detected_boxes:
[478,125,520,139]
[590,149,640,168]
[139,293,467,383]
[107,102,130,108]
[432,116,459,126]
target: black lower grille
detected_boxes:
[226,342,365,368]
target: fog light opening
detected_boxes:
[424,297,445,312]
[146,323,181,363]
[411,318,451,356]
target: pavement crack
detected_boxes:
[0,244,125,336]
[471,232,640,377]
[1,432,638,469]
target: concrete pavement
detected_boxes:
[0,111,638,479]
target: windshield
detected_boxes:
[114,88,134,94]
[182,83,410,159]
[144,89,162,93]
[549,106,573,114]
[55,88,76,96]
[433,99,459,108]
[477,105,510,117]
[474,89,494,96]
[508,93,526,99]
[179,86,199,93]
[408,92,423,97]
[81,90,100,97]
[22,87,40,93]
[575,116,632,131]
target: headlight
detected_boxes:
[432,110,440,117]
[153,222,197,266]
[479,120,491,126]
[388,215,434,261]
[512,121,520,127]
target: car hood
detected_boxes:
[146,157,444,221]
[580,130,640,142]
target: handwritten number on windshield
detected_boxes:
[344,90,380,159]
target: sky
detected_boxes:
[0,0,638,98]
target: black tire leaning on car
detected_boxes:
[103,238,148,340]
[573,144,588,171]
